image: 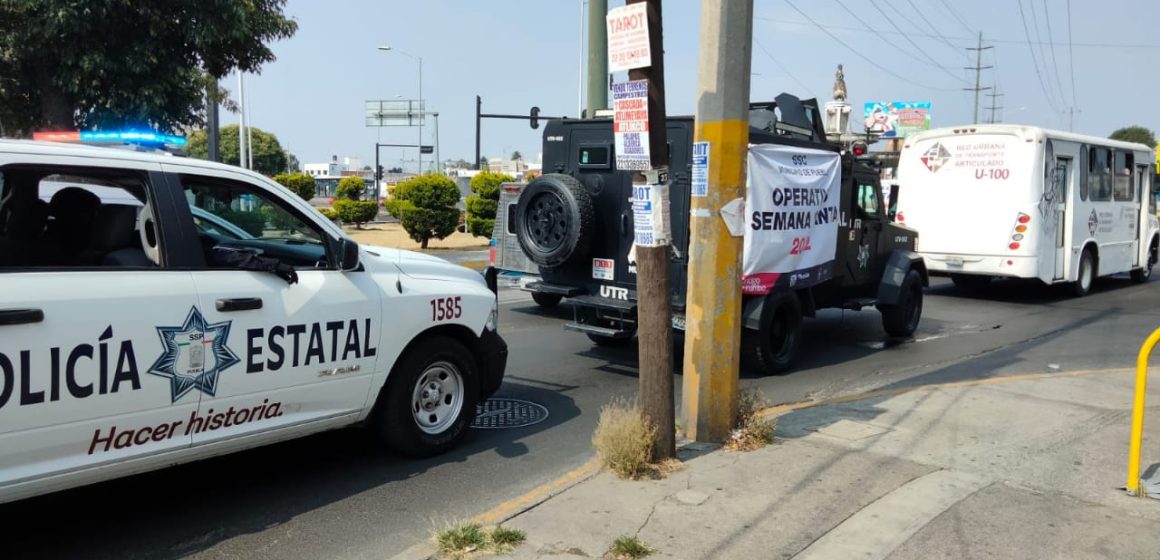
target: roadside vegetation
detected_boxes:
[724,388,776,452]
[432,521,526,559]
[592,399,681,479]
[606,535,654,559]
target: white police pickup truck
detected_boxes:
[0,140,507,504]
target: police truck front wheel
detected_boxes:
[374,336,479,457]
[879,269,924,338]
[742,291,803,374]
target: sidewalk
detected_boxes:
[400,367,1160,559]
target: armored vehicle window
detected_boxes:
[856,182,880,218]
[578,146,610,167]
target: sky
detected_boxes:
[221,0,1160,173]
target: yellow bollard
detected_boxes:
[1126,327,1160,496]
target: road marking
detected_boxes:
[791,470,991,560]
[758,366,1133,419]
[472,457,602,525]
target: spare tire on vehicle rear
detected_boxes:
[515,173,594,268]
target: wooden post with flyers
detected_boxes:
[624,0,674,460]
[682,0,753,442]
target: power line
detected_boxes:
[753,38,815,98]
[1041,0,1068,106]
[937,0,974,35]
[1017,0,1061,113]
[1028,0,1065,109]
[901,0,969,59]
[832,0,967,82]
[865,0,966,76]
[782,0,960,91]
[1066,0,1079,119]
[756,16,1160,50]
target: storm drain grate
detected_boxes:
[472,398,549,429]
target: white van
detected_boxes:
[0,140,507,504]
[896,124,1159,295]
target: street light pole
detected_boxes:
[379,46,424,174]
[433,112,441,174]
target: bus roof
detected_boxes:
[905,124,1155,155]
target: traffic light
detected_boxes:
[376,164,384,180]
[530,106,541,129]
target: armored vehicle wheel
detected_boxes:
[742,291,803,375]
[531,292,563,308]
[515,173,595,268]
[879,269,924,338]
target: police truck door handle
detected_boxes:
[215,298,263,312]
[0,308,44,325]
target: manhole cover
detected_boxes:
[472,398,549,429]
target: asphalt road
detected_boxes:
[4,274,1160,559]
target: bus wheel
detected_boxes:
[1131,242,1156,283]
[950,274,991,292]
[1072,249,1096,297]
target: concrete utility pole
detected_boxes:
[964,32,993,124]
[627,0,675,461]
[237,73,248,169]
[586,0,608,117]
[985,91,1004,124]
[682,0,753,443]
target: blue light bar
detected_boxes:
[79,130,187,146]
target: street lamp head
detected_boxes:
[378,46,392,51]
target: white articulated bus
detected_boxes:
[896,125,1159,296]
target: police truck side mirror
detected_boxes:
[338,238,360,271]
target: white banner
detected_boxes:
[742,144,842,294]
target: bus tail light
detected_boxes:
[1017,214,1031,224]
[1009,213,1031,250]
[1009,242,1021,250]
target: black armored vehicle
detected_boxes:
[514,94,927,373]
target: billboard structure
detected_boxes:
[863,101,931,138]
[365,99,425,127]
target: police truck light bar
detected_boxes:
[33,129,186,147]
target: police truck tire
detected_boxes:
[1072,249,1096,297]
[531,292,563,308]
[515,174,595,268]
[374,336,479,457]
[950,274,990,292]
[879,269,924,338]
[742,291,803,374]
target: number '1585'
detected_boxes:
[431,296,463,321]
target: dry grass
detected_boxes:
[606,535,654,559]
[592,399,658,480]
[343,222,489,251]
[431,522,526,559]
[724,388,777,452]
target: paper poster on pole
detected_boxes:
[612,80,651,171]
[631,181,670,247]
[691,141,709,197]
[742,144,842,295]
[606,2,651,72]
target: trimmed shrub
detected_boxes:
[386,174,461,248]
[465,171,513,238]
[333,199,378,229]
[273,172,317,201]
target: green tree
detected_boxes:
[386,175,461,249]
[186,125,291,176]
[1110,126,1157,147]
[511,150,522,161]
[331,176,376,228]
[335,176,367,201]
[272,172,317,201]
[466,171,513,238]
[333,199,378,229]
[0,1,296,135]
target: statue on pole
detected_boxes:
[833,64,847,101]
